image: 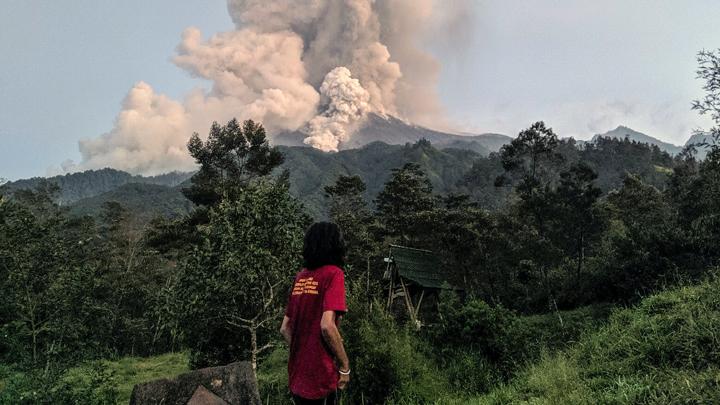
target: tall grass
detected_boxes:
[461,275,720,404]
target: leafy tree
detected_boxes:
[599,175,683,300]
[0,186,114,366]
[550,163,606,286]
[496,123,567,311]
[175,179,308,373]
[375,163,438,245]
[496,121,565,193]
[183,119,283,207]
[325,175,375,271]
[150,119,284,259]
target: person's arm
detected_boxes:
[320,310,350,389]
[280,315,292,345]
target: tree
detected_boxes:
[600,175,682,300]
[324,175,375,272]
[149,119,284,259]
[375,163,438,245]
[496,121,565,193]
[496,123,566,311]
[183,119,284,207]
[550,163,605,285]
[175,179,309,373]
[0,186,115,366]
[693,50,720,150]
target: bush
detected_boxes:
[345,305,449,404]
[0,363,118,405]
[257,347,290,404]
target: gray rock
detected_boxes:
[129,361,261,405]
[187,385,229,405]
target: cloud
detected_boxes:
[70,0,475,175]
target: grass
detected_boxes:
[99,351,189,404]
[452,276,720,404]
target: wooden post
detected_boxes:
[413,289,425,320]
[399,277,419,329]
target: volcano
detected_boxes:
[273,113,512,155]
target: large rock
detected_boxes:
[129,361,261,405]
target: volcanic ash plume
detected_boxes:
[70,0,474,175]
[304,67,371,152]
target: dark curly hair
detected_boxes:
[303,222,346,270]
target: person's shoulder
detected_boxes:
[319,264,344,276]
[327,265,345,277]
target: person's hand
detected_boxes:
[338,371,350,390]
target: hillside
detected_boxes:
[592,125,683,155]
[69,183,195,221]
[463,276,720,404]
[2,135,680,221]
[280,141,479,218]
[0,169,193,205]
[274,113,513,155]
[0,141,479,221]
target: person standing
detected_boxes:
[281,222,350,404]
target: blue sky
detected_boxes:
[2,0,720,180]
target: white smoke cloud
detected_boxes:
[304,67,371,152]
[70,0,473,175]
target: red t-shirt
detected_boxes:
[285,265,347,399]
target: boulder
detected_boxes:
[129,361,261,405]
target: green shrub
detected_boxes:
[344,304,449,404]
[0,363,118,405]
[257,347,291,404]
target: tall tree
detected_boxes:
[325,175,376,275]
[183,119,284,207]
[497,123,566,303]
[150,119,284,258]
[175,180,308,373]
[375,163,437,245]
[173,119,306,373]
[496,121,565,194]
[550,163,605,285]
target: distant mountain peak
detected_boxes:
[592,125,683,155]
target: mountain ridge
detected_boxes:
[274,113,513,155]
[592,125,683,155]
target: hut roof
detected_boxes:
[389,245,452,289]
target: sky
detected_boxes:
[1,0,719,180]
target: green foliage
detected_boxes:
[593,175,687,301]
[496,121,565,192]
[375,162,438,244]
[0,363,119,405]
[183,119,284,206]
[344,304,449,404]
[468,275,720,404]
[324,175,376,273]
[174,179,308,369]
[0,184,179,371]
[0,168,192,206]
[428,291,611,395]
[69,183,194,221]
[281,140,479,219]
[256,347,290,404]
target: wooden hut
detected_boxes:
[384,245,457,328]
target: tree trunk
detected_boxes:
[250,322,258,380]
